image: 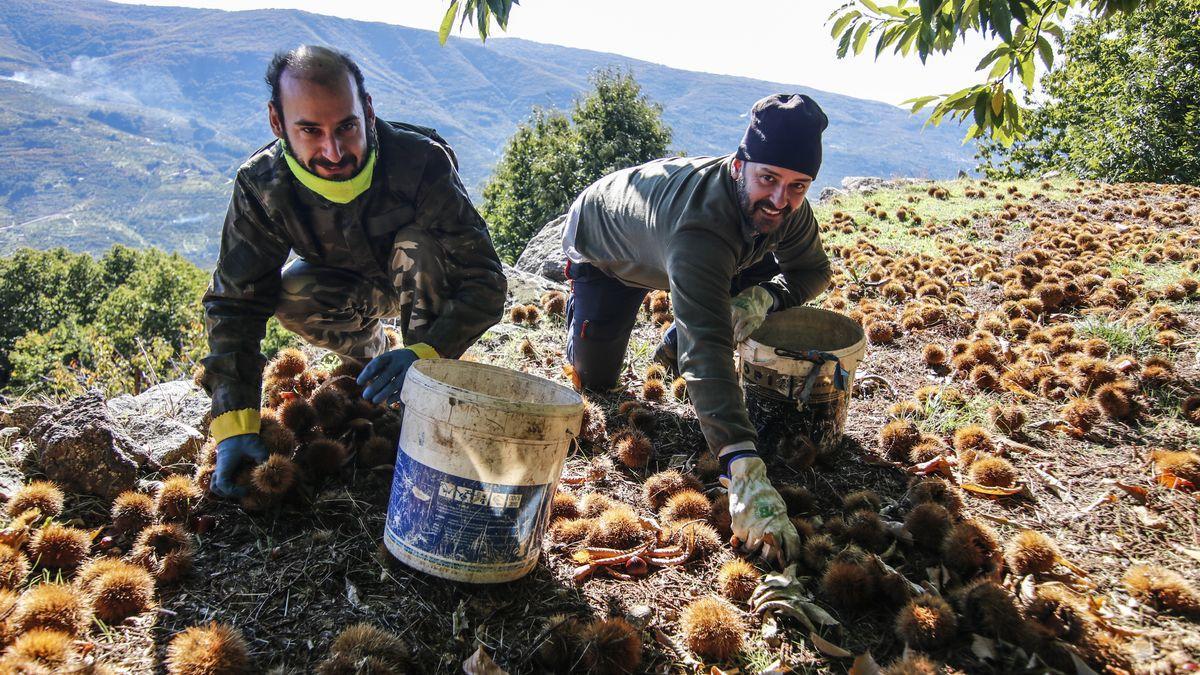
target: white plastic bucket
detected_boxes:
[383,359,583,583]
[738,307,866,455]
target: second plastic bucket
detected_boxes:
[738,306,866,457]
[383,359,582,583]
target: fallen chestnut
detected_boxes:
[625,556,648,576]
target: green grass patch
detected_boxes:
[1075,316,1161,357]
[910,388,997,436]
[1107,255,1193,292]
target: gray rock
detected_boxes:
[108,380,211,432]
[514,214,568,283]
[817,186,846,203]
[121,416,204,469]
[0,402,54,433]
[503,263,567,306]
[29,390,152,498]
[839,176,931,195]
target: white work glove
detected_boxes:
[723,452,800,567]
[730,285,774,344]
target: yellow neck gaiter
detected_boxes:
[282,141,377,204]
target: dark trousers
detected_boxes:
[565,256,781,391]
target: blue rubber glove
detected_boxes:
[357,348,420,405]
[212,433,269,499]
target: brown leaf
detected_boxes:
[961,483,1024,497]
[810,632,853,658]
[1111,481,1148,503]
[562,364,582,392]
[849,652,882,675]
[463,646,508,675]
[907,455,954,478]
[1156,472,1196,491]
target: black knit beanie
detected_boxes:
[736,93,828,178]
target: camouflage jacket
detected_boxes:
[200,119,506,418]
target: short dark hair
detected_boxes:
[265,45,370,122]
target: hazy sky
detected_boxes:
[112,0,996,106]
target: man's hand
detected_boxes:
[212,434,269,499]
[357,348,420,405]
[730,285,774,344]
[725,453,800,567]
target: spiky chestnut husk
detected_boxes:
[941,520,1002,580]
[578,493,614,519]
[679,597,744,662]
[578,618,642,674]
[668,521,722,561]
[523,304,541,324]
[541,290,567,316]
[1005,530,1063,576]
[671,377,688,400]
[28,523,91,572]
[579,398,607,443]
[952,425,994,455]
[77,557,132,591]
[265,348,307,379]
[5,629,75,668]
[717,559,759,603]
[548,518,595,545]
[627,408,656,435]
[968,455,1017,487]
[90,564,156,624]
[585,507,643,550]
[881,653,943,675]
[908,477,965,516]
[358,436,397,468]
[508,304,527,323]
[131,523,195,584]
[660,489,711,523]
[611,430,652,469]
[821,560,877,611]
[550,491,579,521]
[842,490,881,513]
[845,509,888,553]
[779,485,815,517]
[1182,395,1200,425]
[989,404,1026,435]
[895,594,958,650]
[641,379,665,402]
[1025,585,1092,644]
[165,622,251,675]
[323,622,409,671]
[1150,449,1200,484]
[922,344,947,366]
[13,582,90,635]
[644,363,666,382]
[299,439,349,475]
[278,397,319,438]
[866,321,895,345]
[642,470,704,512]
[1122,565,1200,615]
[777,433,818,471]
[648,291,671,314]
[107,491,154,540]
[0,543,29,590]
[310,386,350,433]
[5,480,64,520]
[156,475,202,522]
[880,420,922,461]
[904,503,951,551]
[1061,397,1101,431]
[709,494,732,540]
[250,454,298,497]
[909,438,946,464]
[952,579,1027,643]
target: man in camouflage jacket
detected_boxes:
[200,46,505,497]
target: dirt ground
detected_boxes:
[9,176,1200,674]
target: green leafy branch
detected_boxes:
[438,0,519,44]
[827,0,1146,144]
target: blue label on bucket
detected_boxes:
[385,448,551,576]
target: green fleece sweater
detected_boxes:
[567,154,832,452]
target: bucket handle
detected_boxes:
[773,348,850,403]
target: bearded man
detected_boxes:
[561,94,833,565]
[200,45,505,498]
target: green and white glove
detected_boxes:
[730,285,774,344]
[723,450,800,567]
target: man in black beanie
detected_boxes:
[559,93,833,566]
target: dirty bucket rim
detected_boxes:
[405,359,583,418]
[742,306,866,358]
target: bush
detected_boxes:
[482,68,673,262]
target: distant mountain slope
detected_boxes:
[0,0,974,267]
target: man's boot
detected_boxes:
[653,325,680,377]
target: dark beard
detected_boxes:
[282,121,378,181]
[735,172,792,236]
